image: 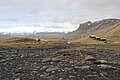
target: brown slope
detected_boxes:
[71,22,120,44]
[65,18,120,39]
[95,22,120,42]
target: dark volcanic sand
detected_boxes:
[0,45,120,80]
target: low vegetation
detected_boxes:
[0,37,68,48]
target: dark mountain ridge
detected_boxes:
[65,18,120,39]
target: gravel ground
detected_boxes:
[0,45,120,80]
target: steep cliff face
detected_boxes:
[77,21,93,30]
[65,18,120,39]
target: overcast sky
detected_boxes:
[0,0,120,33]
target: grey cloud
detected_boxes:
[47,0,120,24]
[0,18,19,22]
[0,0,120,26]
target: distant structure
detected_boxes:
[67,42,71,44]
[100,38,106,41]
[36,38,41,44]
[35,38,48,44]
[89,35,96,38]
[89,35,106,41]
[96,37,101,40]
[37,39,41,42]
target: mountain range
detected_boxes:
[1,18,120,44]
[0,32,65,39]
[65,18,120,39]
[66,18,120,44]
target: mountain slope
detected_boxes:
[65,18,120,39]
[95,22,120,42]
[71,22,120,44]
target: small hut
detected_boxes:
[100,38,106,41]
[89,35,96,38]
[95,37,101,40]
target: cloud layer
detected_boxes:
[0,23,78,33]
[0,0,120,32]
